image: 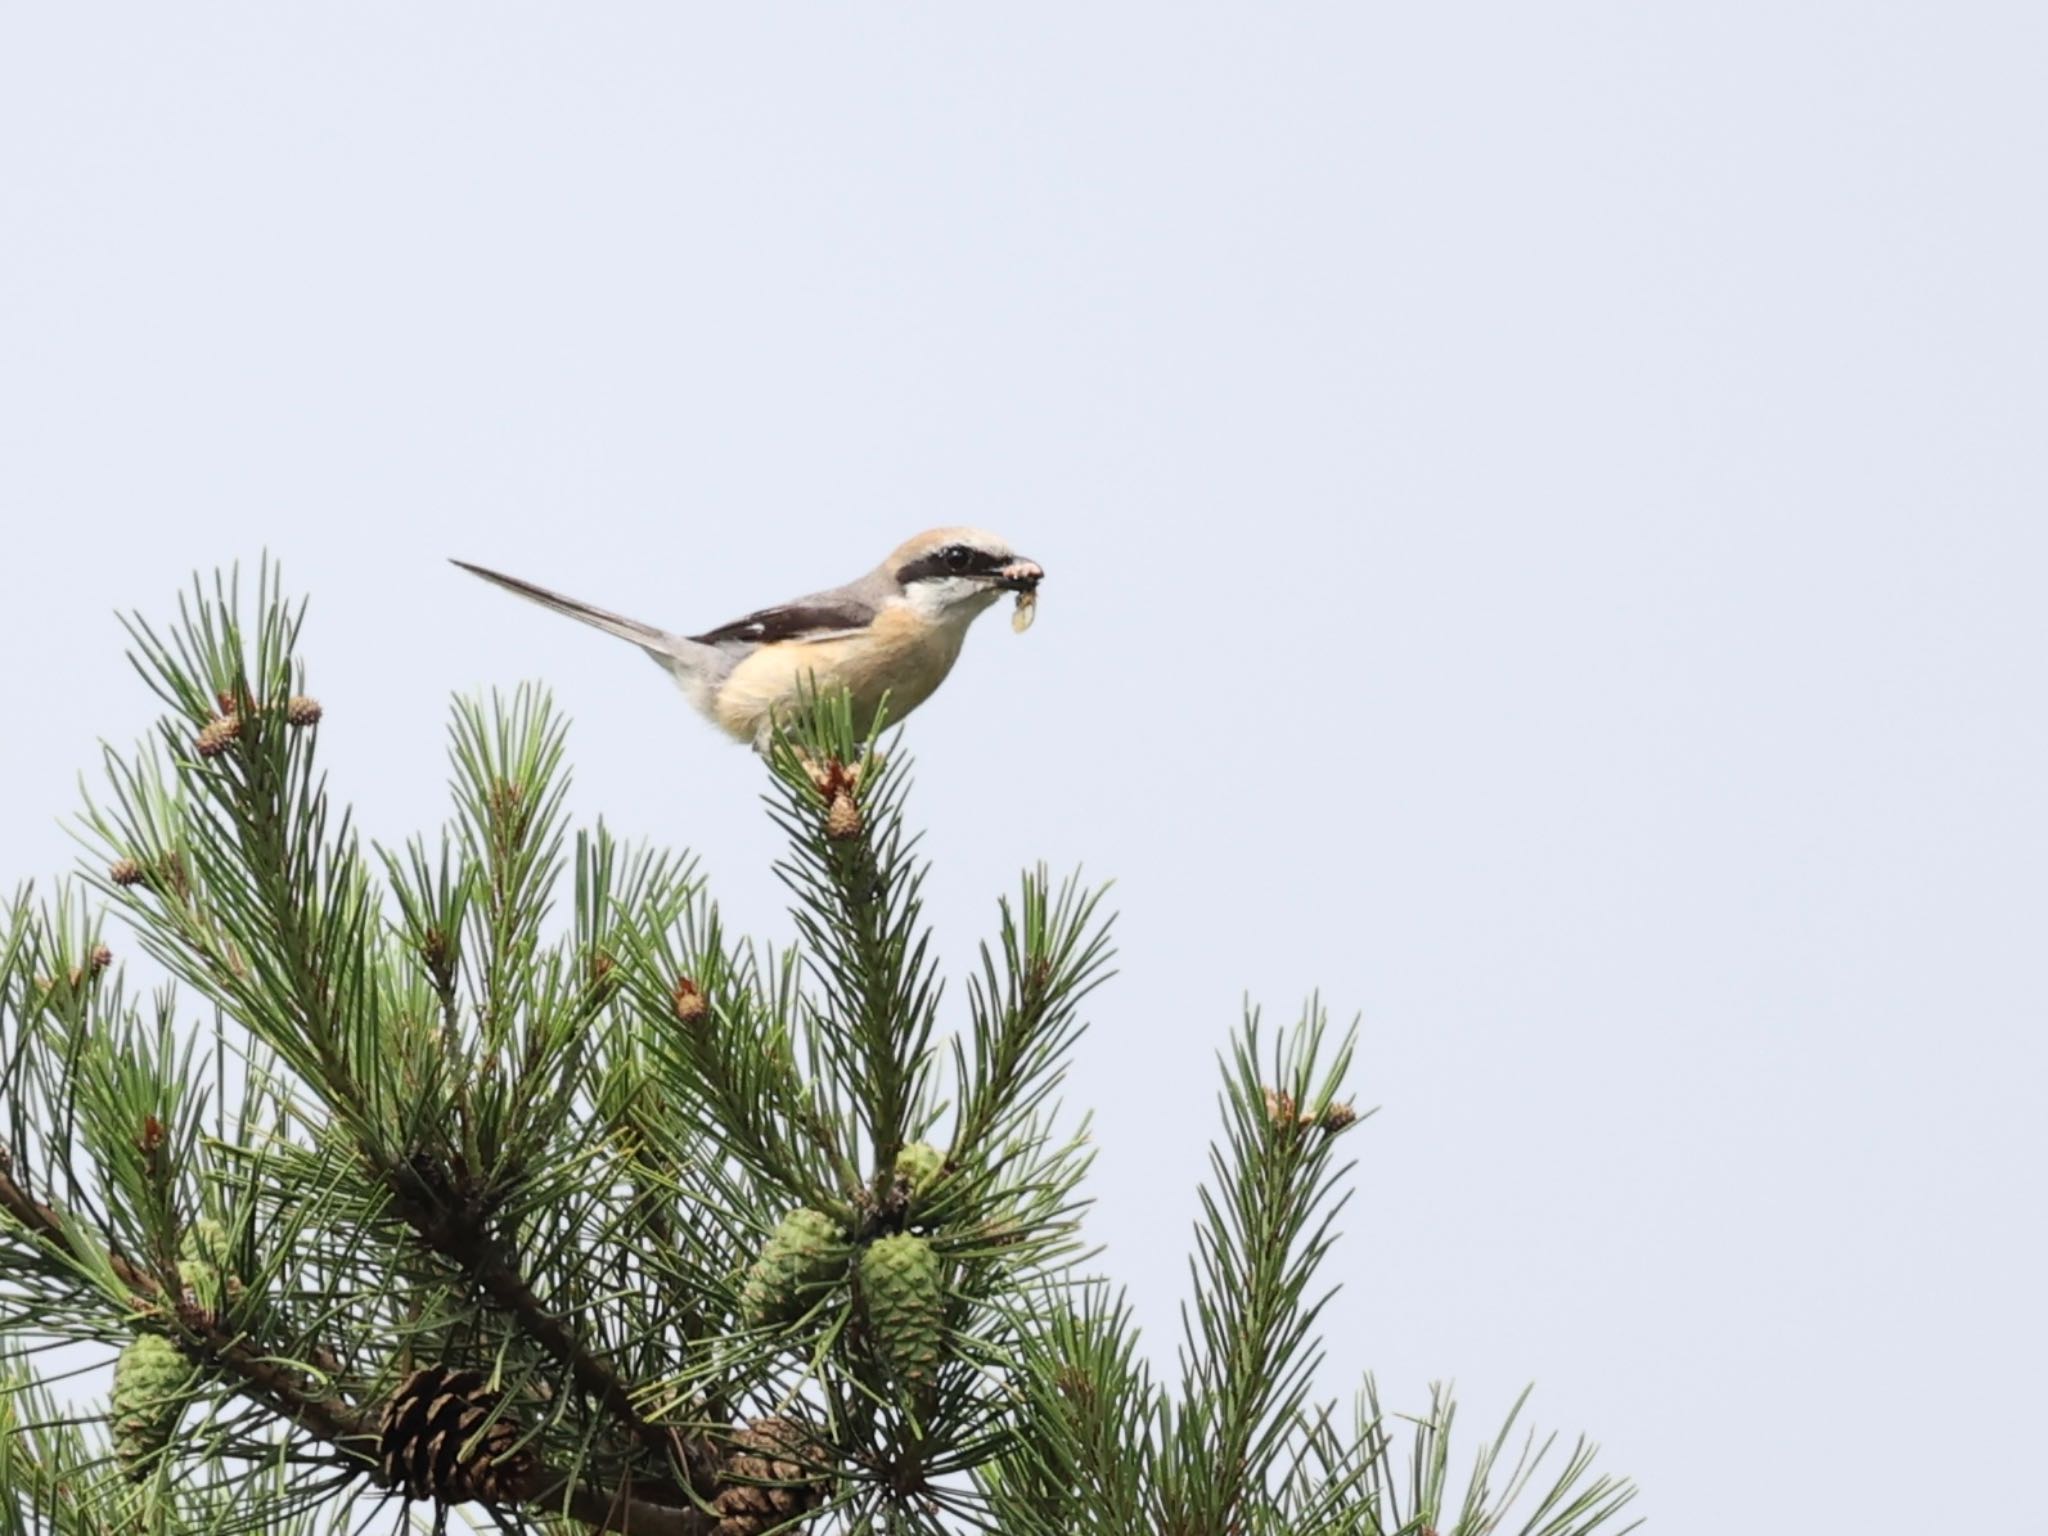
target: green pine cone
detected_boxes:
[859,1233,946,1404]
[893,1142,945,1199]
[111,1333,194,1479]
[741,1208,849,1328]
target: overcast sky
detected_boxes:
[4,6,2044,1531]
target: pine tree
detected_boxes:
[0,564,1639,1534]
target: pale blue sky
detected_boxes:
[4,7,2045,1530]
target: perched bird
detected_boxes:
[453,528,1044,749]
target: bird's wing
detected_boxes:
[689,598,876,653]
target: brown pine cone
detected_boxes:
[673,976,709,1023]
[711,1416,831,1535]
[194,716,241,758]
[377,1365,532,1505]
[825,792,861,841]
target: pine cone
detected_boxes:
[1319,1099,1359,1134]
[673,976,709,1023]
[892,1142,946,1201]
[109,858,147,888]
[111,1333,194,1480]
[1263,1086,1307,1133]
[711,1416,831,1536]
[858,1233,945,1406]
[377,1365,532,1504]
[824,791,861,841]
[285,694,323,727]
[194,715,241,758]
[801,753,843,797]
[741,1209,848,1328]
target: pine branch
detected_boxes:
[975,1283,1153,1535]
[762,700,942,1185]
[1153,1002,1359,1535]
[90,589,713,1498]
[2,565,1638,1532]
[0,1160,722,1536]
[0,1159,369,1452]
[381,1163,720,1491]
[539,1477,714,1536]
[624,902,859,1222]
[949,869,1114,1174]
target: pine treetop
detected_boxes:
[0,563,1637,1535]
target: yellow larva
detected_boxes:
[1012,590,1037,633]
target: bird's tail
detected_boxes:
[451,559,680,658]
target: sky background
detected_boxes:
[4,6,2045,1530]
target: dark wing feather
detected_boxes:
[690,601,872,649]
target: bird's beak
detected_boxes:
[993,558,1044,592]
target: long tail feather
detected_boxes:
[451,559,676,652]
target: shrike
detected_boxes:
[453,528,1043,749]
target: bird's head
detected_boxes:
[887,527,1044,624]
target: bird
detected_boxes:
[452,528,1044,750]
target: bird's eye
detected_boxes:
[942,545,972,572]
